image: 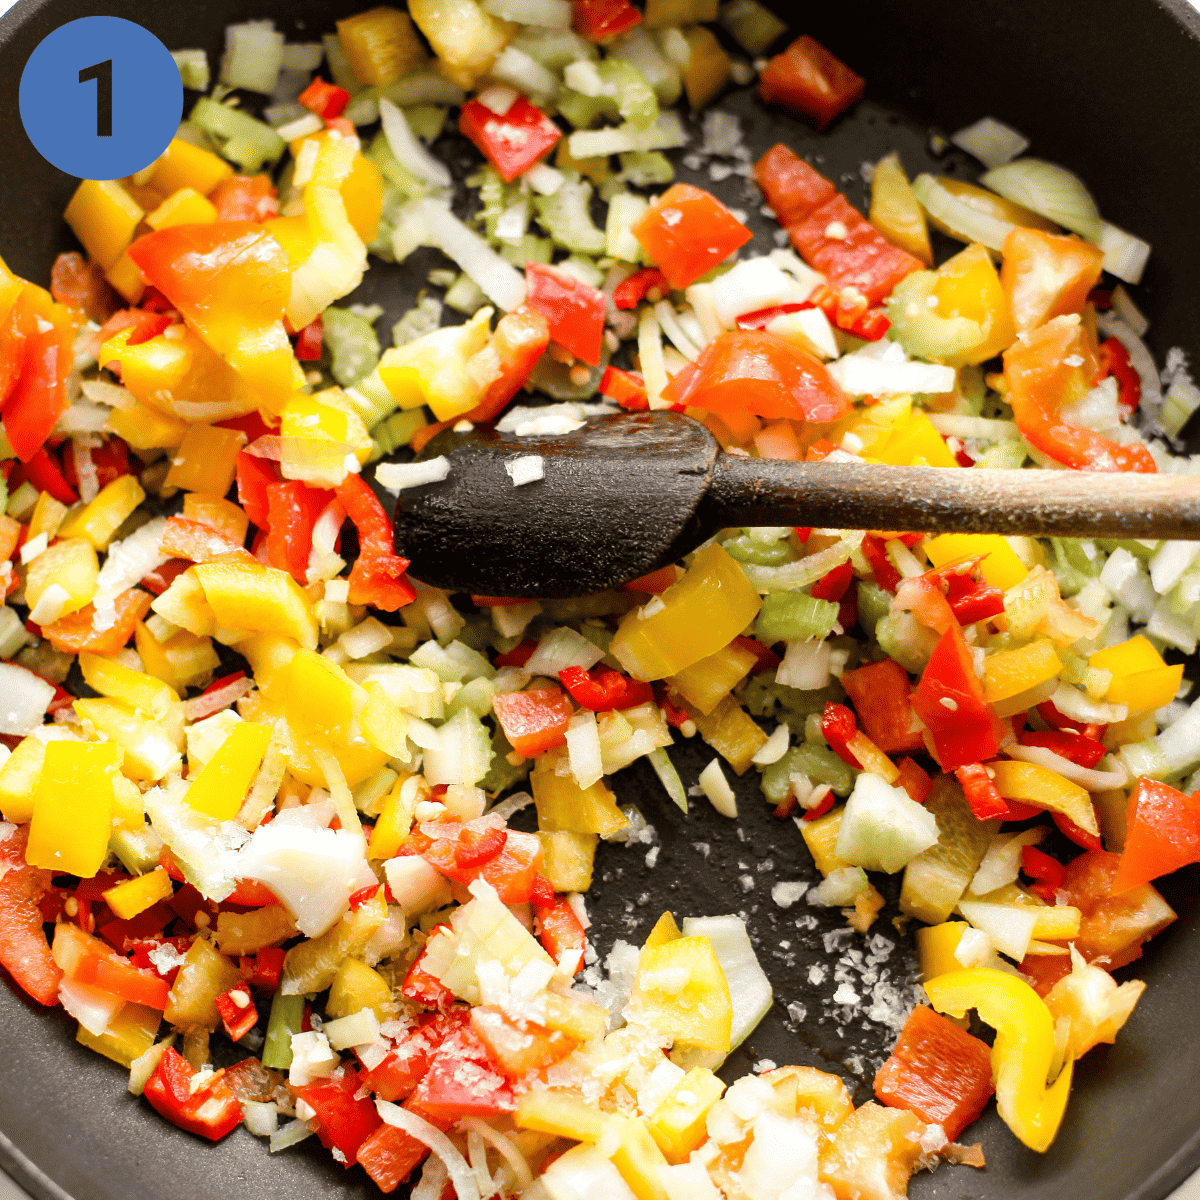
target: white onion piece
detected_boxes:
[376,1100,481,1200]
[416,199,528,312]
[458,1117,533,1191]
[1112,285,1149,337]
[91,517,168,632]
[970,826,1046,897]
[525,626,604,677]
[0,664,55,736]
[482,0,572,29]
[698,758,737,818]
[653,300,702,361]
[1097,312,1162,409]
[411,1158,448,1200]
[185,675,254,722]
[80,379,136,410]
[59,978,123,1037]
[1003,743,1129,791]
[981,159,1103,241]
[928,413,1019,441]
[1094,222,1151,286]
[379,98,451,188]
[566,711,603,790]
[950,116,1029,169]
[912,173,1015,251]
[375,457,451,493]
[827,349,955,397]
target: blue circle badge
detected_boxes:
[19,16,182,180]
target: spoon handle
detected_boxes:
[705,456,1200,540]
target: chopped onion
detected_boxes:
[505,454,545,486]
[0,662,55,736]
[969,826,1046,896]
[1162,376,1200,439]
[1094,221,1152,285]
[79,379,136,411]
[827,346,956,396]
[912,173,1014,251]
[928,413,1019,442]
[776,638,831,690]
[568,112,687,159]
[525,163,565,195]
[981,159,1103,241]
[476,84,518,115]
[56,403,109,435]
[638,308,669,409]
[411,1158,449,1200]
[274,112,324,142]
[376,1103,481,1200]
[185,675,253,722]
[220,20,285,95]
[483,0,572,27]
[525,626,605,676]
[416,199,528,312]
[950,117,1029,169]
[685,282,724,342]
[567,711,604,790]
[281,42,324,72]
[709,257,799,328]
[58,978,123,1037]
[379,98,452,188]
[91,517,168,632]
[698,758,737,818]
[957,899,1038,962]
[458,1117,533,1192]
[681,915,772,1048]
[71,436,100,503]
[1003,743,1129,791]
[269,1119,316,1154]
[1096,312,1163,410]
[1049,681,1127,726]
[1112,285,1149,337]
[375,456,451,493]
[653,300,702,361]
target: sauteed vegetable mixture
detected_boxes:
[1,2,1199,1197]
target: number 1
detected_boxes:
[79,59,113,138]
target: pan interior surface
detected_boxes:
[1,2,1200,1199]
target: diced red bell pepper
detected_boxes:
[1017,728,1106,768]
[572,0,642,42]
[97,306,173,348]
[840,658,924,754]
[536,895,586,975]
[525,263,606,366]
[663,329,851,423]
[214,984,258,1041]
[209,175,279,223]
[492,688,573,756]
[613,267,670,311]
[51,252,117,324]
[97,901,173,953]
[42,588,152,655]
[633,185,753,291]
[22,446,78,505]
[821,702,862,769]
[265,480,335,584]
[144,1048,243,1141]
[874,1004,994,1141]
[1111,778,1200,893]
[530,874,556,908]
[0,825,62,1006]
[298,77,351,120]
[492,638,538,668]
[799,789,836,822]
[453,826,508,870]
[894,757,933,805]
[558,665,653,712]
[0,291,34,410]
[161,516,255,565]
[409,1025,515,1120]
[3,312,73,462]
[599,365,649,411]
[236,451,280,531]
[1021,844,1067,903]
[1098,337,1142,420]
[459,94,561,182]
[73,949,171,1009]
[811,561,855,602]
[731,635,781,674]
[861,534,902,592]
[911,624,1004,771]
[336,473,415,611]
[401,945,456,1011]
[755,144,838,236]
[416,822,544,905]
[295,1067,382,1167]
[239,946,285,993]
[1053,810,1104,852]
[61,435,132,495]
[294,316,324,361]
[954,763,1011,821]
[758,35,866,131]
[357,1103,453,1194]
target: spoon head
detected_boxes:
[385,411,719,597]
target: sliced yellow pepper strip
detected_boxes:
[184,721,272,821]
[26,741,122,878]
[926,967,1073,1153]
[104,868,175,920]
[988,759,1099,836]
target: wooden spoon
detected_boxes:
[384,411,1200,597]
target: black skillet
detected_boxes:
[3,1,1200,1198]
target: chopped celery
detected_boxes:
[500,235,553,267]
[444,273,488,315]
[886,271,992,364]
[366,131,432,199]
[756,593,840,644]
[322,32,363,93]
[648,747,689,812]
[322,307,380,387]
[606,192,649,261]
[511,26,597,71]
[618,149,675,186]
[526,347,608,398]
[759,743,853,802]
[190,97,285,172]
[723,533,797,567]
[532,178,607,254]
[447,676,496,720]
[346,368,400,427]
[856,582,892,637]
[172,121,219,152]
[1050,538,1106,598]
[557,87,620,130]
[423,708,493,787]
[219,20,285,95]
[972,440,1027,469]
[875,611,938,673]
[172,49,210,91]
[262,991,305,1070]
[467,164,520,239]
[369,410,429,460]
[835,772,939,874]
[343,88,382,126]
[405,104,448,141]
[480,726,530,796]
[739,674,843,729]
[608,27,682,106]
[599,59,659,130]
[392,293,444,346]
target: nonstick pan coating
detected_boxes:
[2,2,1200,1199]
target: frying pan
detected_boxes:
[2,1,1200,1198]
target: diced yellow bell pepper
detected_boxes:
[869,152,932,266]
[152,568,218,637]
[915,920,969,982]
[762,1064,854,1128]
[149,137,234,198]
[646,1067,726,1163]
[988,759,1099,836]
[74,698,181,782]
[926,967,1073,1153]
[145,187,218,231]
[802,806,848,877]
[26,740,122,877]
[337,7,427,85]
[327,956,395,1021]
[238,633,300,695]
[164,423,248,495]
[532,759,629,837]
[111,774,145,832]
[377,308,493,421]
[871,411,959,467]
[923,532,1030,590]
[63,180,144,270]
[194,558,318,650]
[611,1115,670,1200]
[515,1089,611,1142]
[668,639,758,715]
[134,622,221,692]
[184,721,272,821]
[279,389,373,487]
[644,0,717,26]
[105,252,146,305]
[611,543,762,682]
[213,906,297,956]
[643,910,681,951]
[1090,635,1183,712]
[182,494,250,546]
[537,830,597,893]
[282,891,387,995]
[288,133,384,244]
[165,939,244,1031]
[360,681,411,761]
[0,254,25,320]
[24,538,98,619]
[0,734,55,824]
[682,27,731,110]
[1089,634,1164,678]
[105,401,189,451]
[79,651,179,720]
[103,868,175,920]
[540,991,609,1041]
[76,1002,161,1068]
[408,0,513,88]
[28,491,68,541]
[821,1101,928,1198]
[832,394,912,456]
[984,638,1063,705]
[930,243,1016,364]
[56,475,146,551]
[367,776,415,859]
[630,935,732,1052]
[688,692,768,775]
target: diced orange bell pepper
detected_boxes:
[632,184,753,290]
[1001,227,1105,336]
[41,589,153,654]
